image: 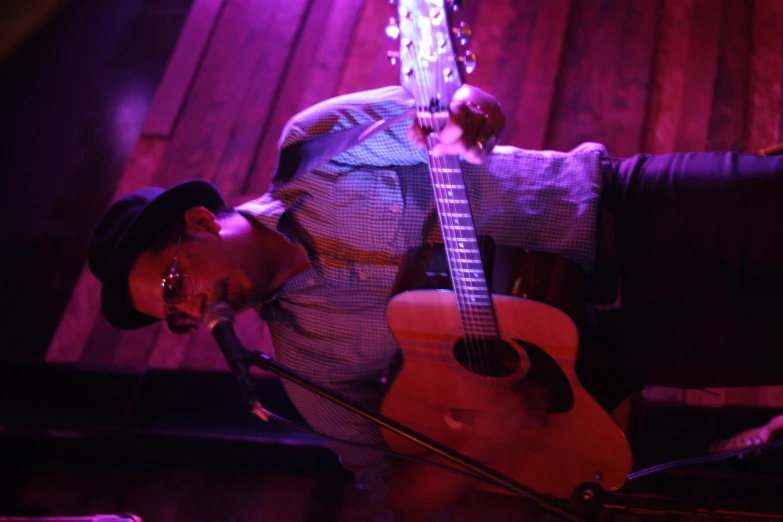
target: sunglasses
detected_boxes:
[161,235,198,334]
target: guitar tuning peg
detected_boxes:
[387,51,401,65]
[386,0,398,5]
[452,21,472,45]
[385,17,400,40]
[459,51,477,74]
[448,0,463,11]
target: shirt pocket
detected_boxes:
[332,169,403,249]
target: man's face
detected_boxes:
[127,210,254,332]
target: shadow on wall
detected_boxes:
[0,0,67,63]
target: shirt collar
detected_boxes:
[236,192,287,230]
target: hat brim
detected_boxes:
[100,180,225,330]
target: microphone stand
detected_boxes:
[231,343,596,522]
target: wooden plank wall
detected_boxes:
[45,0,783,408]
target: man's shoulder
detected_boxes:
[279,86,414,149]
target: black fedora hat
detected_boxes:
[88,180,225,329]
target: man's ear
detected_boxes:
[182,206,222,235]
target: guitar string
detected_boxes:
[404,16,479,377]
[405,9,492,381]
[431,12,493,382]
[433,10,494,382]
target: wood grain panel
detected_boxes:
[602,0,660,157]
[546,0,658,156]
[147,0,312,370]
[508,0,572,151]
[186,0,365,370]
[46,137,169,364]
[242,0,366,199]
[706,0,753,154]
[673,0,723,153]
[142,0,227,138]
[547,0,613,152]
[465,0,541,114]
[744,0,783,154]
[642,0,694,154]
[469,0,572,151]
[335,0,399,96]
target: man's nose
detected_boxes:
[176,293,206,321]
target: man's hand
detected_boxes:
[407,84,507,165]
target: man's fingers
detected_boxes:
[409,97,499,164]
[407,121,428,148]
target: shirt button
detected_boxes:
[359,271,368,281]
[389,204,401,213]
[306,277,316,286]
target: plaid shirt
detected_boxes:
[236,86,606,505]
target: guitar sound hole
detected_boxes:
[452,337,521,378]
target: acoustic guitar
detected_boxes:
[379,0,633,499]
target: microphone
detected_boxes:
[203,302,270,421]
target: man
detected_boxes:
[87,84,783,520]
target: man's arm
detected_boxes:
[276,85,505,174]
[277,86,426,168]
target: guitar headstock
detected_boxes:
[386,0,476,112]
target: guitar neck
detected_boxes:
[422,115,498,340]
[395,0,498,339]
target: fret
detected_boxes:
[462,324,498,331]
[437,198,469,204]
[429,166,465,175]
[463,316,497,323]
[458,296,491,305]
[456,292,491,299]
[463,324,498,331]
[444,238,478,244]
[459,296,492,304]
[456,282,489,289]
[433,183,463,189]
[444,237,478,244]
[442,212,471,218]
[463,320,497,328]
[454,281,489,288]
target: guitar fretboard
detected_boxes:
[424,122,500,340]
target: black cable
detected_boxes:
[264,410,500,486]
[264,407,783,486]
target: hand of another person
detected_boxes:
[407,84,506,164]
[709,411,783,454]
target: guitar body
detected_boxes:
[380,244,633,498]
